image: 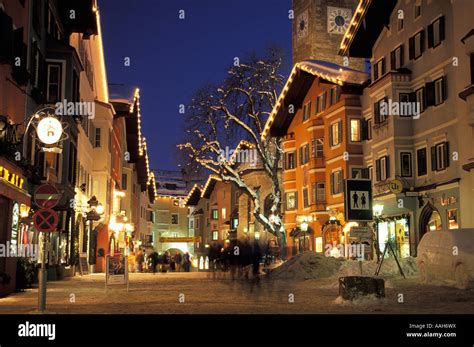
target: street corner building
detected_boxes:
[262,0,474,260]
[0,0,157,296]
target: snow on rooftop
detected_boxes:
[296,60,369,85]
[109,84,138,103]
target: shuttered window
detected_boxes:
[409,30,424,60]
[330,121,342,146]
[416,148,427,176]
[375,156,390,181]
[330,170,343,195]
[431,142,450,171]
[428,16,445,48]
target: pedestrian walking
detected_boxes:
[183,252,191,272]
[174,252,183,272]
[150,251,158,274]
[162,250,171,272]
[252,242,262,279]
[135,248,144,273]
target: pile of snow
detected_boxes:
[269,252,343,280]
[268,252,418,281]
[334,294,388,306]
[338,257,418,278]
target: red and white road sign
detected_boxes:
[33,208,59,233]
[34,184,61,209]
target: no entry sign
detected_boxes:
[34,184,61,209]
[33,208,59,233]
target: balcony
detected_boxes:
[283,169,296,182]
[310,202,327,212]
[283,133,295,145]
[369,69,412,91]
[308,156,325,169]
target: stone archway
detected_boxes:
[419,203,442,241]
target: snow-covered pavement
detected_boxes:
[0,272,473,314]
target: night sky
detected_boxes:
[99,0,292,171]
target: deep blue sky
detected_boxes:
[99,0,292,171]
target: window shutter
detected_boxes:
[420,30,425,54]
[340,169,344,193]
[390,50,396,70]
[409,36,415,60]
[442,76,447,101]
[283,193,287,211]
[381,58,386,75]
[329,126,333,146]
[295,191,298,209]
[305,145,309,163]
[374,102,380,124]
[444,141,450,168]
[426,81,435,106]
[427,23,434,48]
[361,119,368,140]
[385,156,390,179]
[431,146,437,171]
[0,9,14,63]
[373,63,378,80]
[375,159,381,181]
[439,16,445,41]
[38,51,46,95]
[400,45,404,66]
[338,121,342,144]
[330,173,334,195]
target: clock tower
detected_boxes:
[292,0,367,71]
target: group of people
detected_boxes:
[134,249,192,273]
[152,250,192,273]
[207,239,266,281]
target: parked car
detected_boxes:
[417,229,474,289]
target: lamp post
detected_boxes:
[86,196,104,271]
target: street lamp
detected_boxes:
[301,219,308,252]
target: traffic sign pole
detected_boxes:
[33,208,59,313]
[38,232,47,313]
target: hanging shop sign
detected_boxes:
[388,179,404,194]
[0,165,25,190]
[159,236,202,243]
[430,194,458,207]
[11,202,20,247]
[0,116,22,144]
[36,116,63,145]
[350,226,372,238]
[106,255,129,288]
[344,179,373,221]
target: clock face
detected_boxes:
[327,6,352,34]
[297,10,309,40]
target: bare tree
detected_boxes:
[178,48,287,254]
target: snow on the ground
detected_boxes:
[0,255,473,314]
[337,256,418,278]
[268,252,343,280]
[334,294,389,307]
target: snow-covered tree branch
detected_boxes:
[177,48,287,252]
